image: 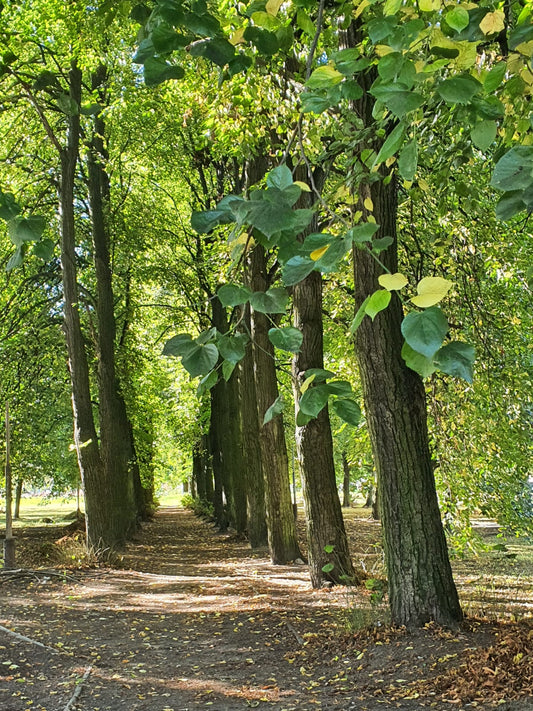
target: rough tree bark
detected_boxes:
[247,245,301,564]
[293,271,357,586]
[86,66,138,537]
[340,20,462,628]
[353,177,462,627]
[342,452,351,508]
[59,64,111,550]
[239,306,268,548]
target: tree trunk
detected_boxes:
[210,296,247,533]
[239,308,268,548]
[225,370,247,534]
[352,177,462,627]
[209,381,228,530]
[202,433,214,502]
[293,271,357,586]
[13,478,23,520]
[342,452,351,508]
[193,438,207,501]
[247,245,301,564]
[86,66,138,536]
[59,64,112,551]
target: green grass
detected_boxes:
[2,493,185,531]
[3,497,82,529]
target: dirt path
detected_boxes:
[0,507,532,710]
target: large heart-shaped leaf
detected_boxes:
[401,306,448,358]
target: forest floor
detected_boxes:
[1,506,533,711]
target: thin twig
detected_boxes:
[0,623,59,653]
[285,621,304,646]
[63,666,93,711]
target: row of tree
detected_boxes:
[0,0,531,627]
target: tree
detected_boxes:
[127,0,532,625]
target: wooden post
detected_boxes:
[3,402,15,569]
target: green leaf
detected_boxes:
[434,341,475,383]
[196,327,217,345]
[282,256,315,286]
[263,395,284,425]
[304,368,336,382]
[57,93,79,115]
[189,37,235,66]
[298,383,330,417]
[0,191,21,221]
[313,237,350,273]
[8,215,46,245]
[372,236,394,255]
[296,409,313,426]
[5,246,23,271]
[347,222,380,244]
[197,369,218,396]
[321,562,335,573]
[383,0,402,16]
[373,122,406,167]
[446,6,469,32]
[324,544,335,554]
[349,296,371,334]
[217,333,248,363]
[437,74,482,105]
[401,306,448,359]
[182,343,219,377]
[471,120,497,151]
[143,56,185,86]
[217,284,252,307]
[333,47,361,75]
[151,24,188,53]
[163,333,196,358]
[341,80,363,101]
[222,360,236,381]
[228,53,253,76]
[331,398,361,426]
[268,326,303,352]
[249,287,289,314]
[401,341,436,378]
[491,147,533,192]
[183,12,221,36]
[364,290,391,320]
[368,17,397,44]
[191,209,233,233]
[301,91,333,114]
[370,85,424,118]
[32,238,54,261]
[266,165,293,190]
[509,22,533,50]
[483,62,506,93]
[326,381,353,397]
[398,139,418,181]
[243,26,279,54]
[306,65,344,90]
[495,191,527,221]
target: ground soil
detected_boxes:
[1,507,532,711]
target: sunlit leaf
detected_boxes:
[479,10,505,35]
[378,272,408,291]
[364,289,391,320]
[410,276,453,307]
